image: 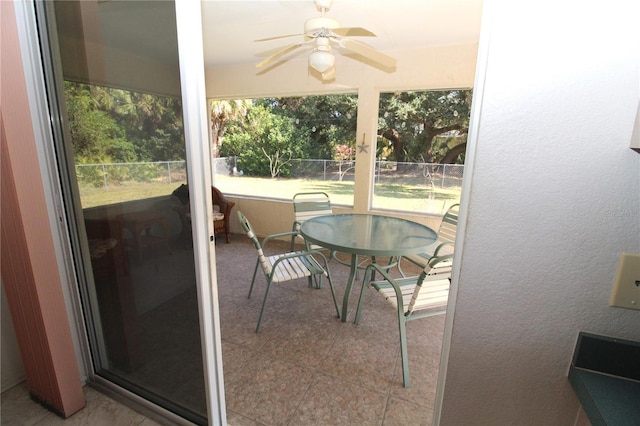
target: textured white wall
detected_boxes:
[440,1,640,424]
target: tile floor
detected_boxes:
[1,236,445,425]
[0,382,161,426]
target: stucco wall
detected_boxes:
[439,1,640,424]
[225,195,443,240]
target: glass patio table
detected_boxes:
[300,214,438,322]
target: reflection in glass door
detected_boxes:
[38,1,208,423]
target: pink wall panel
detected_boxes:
[1,1,85,418]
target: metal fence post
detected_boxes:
[102,163,108,191]
[442,164,446,188]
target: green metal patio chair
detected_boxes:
[355,253,453,387]
[400,203,459,274]
[290,191,333,251]
[238,211,340,332]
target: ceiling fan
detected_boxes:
[255,0,396,81]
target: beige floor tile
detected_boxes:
[288,373,387,425]
[383,396,434,426]
[0,383,52,426]
[224,352,315,425]
[3,236,446,425]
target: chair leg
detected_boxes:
[354,277,369,325]
[310,271,323,289]
[323,271,340,318]
[396,257,407,277]
[290,223,299,251]
[248,259,260,298]
[256,277,274,333]
[398,314,410,387]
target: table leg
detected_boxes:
[341,254,359,322]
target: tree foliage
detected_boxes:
[220,105,301,178]
[64,82,185,163]
[65,82,134,163]
[210,99,251,158]
[254,94,358,159]
[65,80,471,180]
[378,90,472,164]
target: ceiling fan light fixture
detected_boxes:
[255,0,396,79]
[309,48,335,73]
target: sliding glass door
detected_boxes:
[35,1,222,423]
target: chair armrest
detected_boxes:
[269,249,330,272]
[222,199,236,216]
[426,253,454,269]
[212,186,235,216]
[432,241,454,257]
[363,263,421,290]
[355,263,425,324]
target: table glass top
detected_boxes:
[300,214,437,257]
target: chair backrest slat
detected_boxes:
[375,283,414,310]
[407,257,453,314]
[407,278,450,313]
[293,192,332,226]
[437,204,459,245]
[291,192,332,250]
[238,211,273,275]
[256,248,272,275]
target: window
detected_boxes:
[373,89,472,215]
[212,94,358,206]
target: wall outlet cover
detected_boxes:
[609,253,640,311]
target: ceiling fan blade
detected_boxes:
[331,27,376,37]
[256,42,306,68]
[340,38,397,69]
[255,33,304,42]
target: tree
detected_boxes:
[210,99,251,158]
[334,144,355,181]
[64,82,136,163]
[109,90,185,161]
[220,105,301,178]
[378,90,472,165]
[65,81,185,163]
[255,94,358,159]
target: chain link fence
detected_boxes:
[375,160,464,189]
[218,157,463,189]
[77,158,462,213]
[77,158,462,191]
[76,161,187,190]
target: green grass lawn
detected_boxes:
[80,175,460,214]
[79,182,181,208]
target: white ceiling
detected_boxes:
[92,1,482,67]
[201,0,484,68]
[81,0,482,91]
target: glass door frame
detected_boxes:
[14,1,226,423]
[175,1,226,423]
